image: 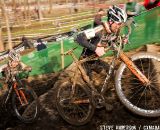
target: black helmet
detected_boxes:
[108,5,127,23]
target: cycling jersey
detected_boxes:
[76,28,102,57]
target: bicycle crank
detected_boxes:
[92,94,105,109]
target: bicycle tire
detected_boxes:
[115,52,160,117]
[56,81,95,126]
[12,86,39,123]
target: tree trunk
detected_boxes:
[37,0,43,21]
[0,27,4,51]
[1,0,12,50]
[48,0,53,14]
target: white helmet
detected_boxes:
[8,49,20,61]
[108,5,127,23]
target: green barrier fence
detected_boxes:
[1,7,160,78]
[21,39,83,76]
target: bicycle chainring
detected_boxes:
[92,93,105,109]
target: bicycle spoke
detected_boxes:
[144,88,147,110]
[124,84,143,92]
[75,104,87,117]
[149,71,160,82]
[147,59,151,80]
[149,85,160,108]
[150,84,160,96]
[128,85,144,100]
[149,69,155,80]
[135,87,147,107]
[140,58,145,76]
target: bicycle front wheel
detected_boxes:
[115,52,160,117]
[12,86,39,123]
[56,81,94,126]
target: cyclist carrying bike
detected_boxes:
[75,5,129,111]
[76,5,128,57]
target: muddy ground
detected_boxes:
[0,45,160,130]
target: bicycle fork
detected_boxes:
[13,83,28,106]
[119,52,150,85]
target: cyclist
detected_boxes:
[2,50,31,83]
[76,5,128,58]
[75,5,128,111]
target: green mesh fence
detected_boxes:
[123,7,160,51]
[1,7,160,78]
[21,38,83,76]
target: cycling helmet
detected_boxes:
[8,49,20,61]
[108,5,127,23]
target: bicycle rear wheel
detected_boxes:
[115,52,160,117]
[56,81,94,126]
[12,86,39,123]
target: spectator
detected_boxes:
[144,0,159,40]
[124,0,146,18]
[144,0,160,10]
[36,38,47,51]
[36,38,48,67]
[21,36,32,49]
[93,8,105,27]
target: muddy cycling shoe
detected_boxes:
[105,103,113,112]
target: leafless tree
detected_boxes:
[24,0,31,23]
[0,26,4,51]
[36,0,43,21]
[0,0,12,50]
[48,0,53,13]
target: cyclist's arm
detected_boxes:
[76,33,97,51]
[76,22,110,50]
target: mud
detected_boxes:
[1,45,160,130]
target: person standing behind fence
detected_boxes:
[36,39,48,67]
[93,8,105,27]
[144,0,160,41]
[36,38,47,51]
[21,36,32,49]
[124,0,145,18]
[144,0,160,10]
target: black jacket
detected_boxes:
[76,31,102,57]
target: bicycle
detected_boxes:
[1,67,39,123]
[56,20,160,126]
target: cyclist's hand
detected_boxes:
[95,46,105,57]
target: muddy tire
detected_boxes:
[56,81,95,126]
[115,52,160,117]
[12,87,39,123]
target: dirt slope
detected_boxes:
[1,45,160,130]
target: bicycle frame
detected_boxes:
[64,18,150,102]
[4,78,28,106]
[13,81,28,105]
[68,46,150,100]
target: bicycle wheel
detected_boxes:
[56,81,95,126]
[12,86,39,123]
[115,52,160,117]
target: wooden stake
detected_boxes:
[61,40,64,69]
